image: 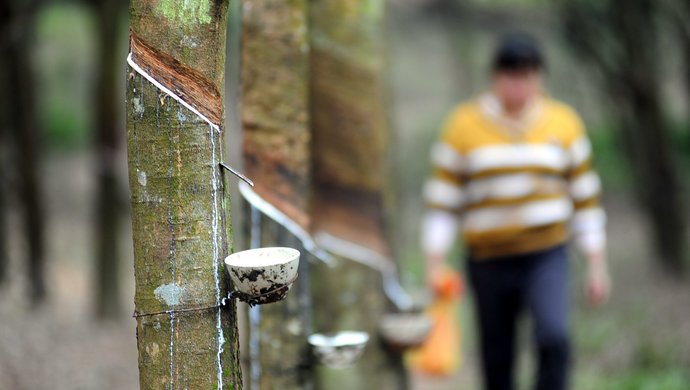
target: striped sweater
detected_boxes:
[422,94,606,260]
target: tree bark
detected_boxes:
[310,257,400,389]
[309,1,405,388]
[0,150,6,284]
[240,0,404,387]
[309,0,392,256]
[127,1,242,388]
[242,205,314,390]
[92,0,125,320]
[2,0,46,302]
[561,0,687,273]
[0,1,11,286]
[240,1,313,388]
[240,0,311,228]
[667,0,690,144]
[611,0,686,272]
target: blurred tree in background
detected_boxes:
[663,0,690,122]
[560,0,689,274]
[0,2,10,286]
[84,0,127,320]
[0,0,126,315]
[0,0,47,303]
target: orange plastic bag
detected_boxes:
[407,269,463,376]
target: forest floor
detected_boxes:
[1,153,690,390]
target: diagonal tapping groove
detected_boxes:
[129,32,222,127]
[127,32,252,185]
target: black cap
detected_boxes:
[492,33,544,72]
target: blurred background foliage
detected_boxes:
[0,0,688,389]
[36,3,95,149]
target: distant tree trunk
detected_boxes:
[666,0,690,121]
[241,206,314,390]
[561,0,687,273]
[310,257,396,389]
[0,150,6,283]
[2,0,46,302]
[0,1,11,285]
[91,0,124,320]
[684,38,690,120]
[127,1,242,388]
[241,0,404,387]
[240,0,311,227]
[240,1,313,388]
[611,0,686,274]
[309,0,405,388]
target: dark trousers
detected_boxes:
[467,245,570,390]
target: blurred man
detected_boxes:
[421,34,610,390]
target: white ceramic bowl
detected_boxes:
[224,247,300,304]
[308,331,369,369]
[379,313,433,350]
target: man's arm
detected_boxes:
[566,113,610,306]
[421,121,465,283]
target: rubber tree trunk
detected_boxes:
[309,0,393,256]
[241,0,311,228]
[0,1,11,285]
[240,1,313,388]
[562,0,687,273]
[309,1,404,388]
[240,0,404,387]
[92,0,124,320]
[240,204,314,390]
[2,0,46,303]
[127,1,242,388]
[609,0,686,273]
[0,146,6,284]
[670,0,690,153]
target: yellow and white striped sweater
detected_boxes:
[422,94,606,260]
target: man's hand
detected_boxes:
[425,253,445,289]
[585,252,610,307]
